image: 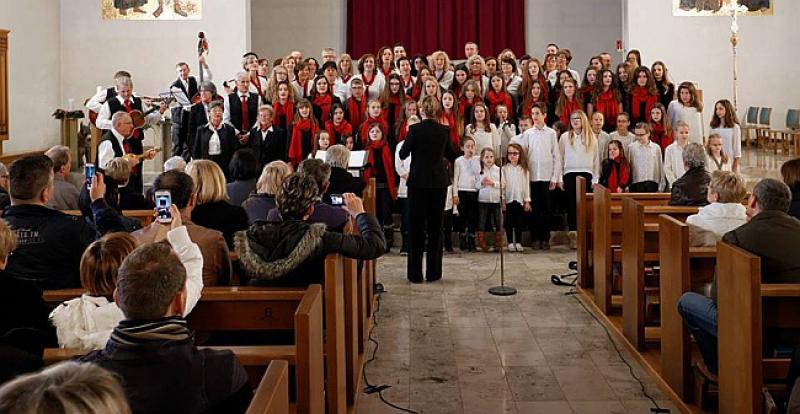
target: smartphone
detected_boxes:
[155,190,172,224]
[330,194,344,206]
[85,163,96,189]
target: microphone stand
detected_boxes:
[489,139,517,297]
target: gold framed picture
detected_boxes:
[673,0,773,16]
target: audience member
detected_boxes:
[324,144,364,203]
[242,160,291,224]
[781,157,800,220]
[685,171,747,246]
[50,207,202,351]
[226,149,260,206]
[2,156,120,290]
[0,361,131,414]
[163,155,187,173]
[45,145,80,210]
[186,160,250,248]
[133,170,232,286]
[81,242,251,413]
[267,158,349,231]
[78,158,145,233]
[235,173,385,286]
[669,143,710,206]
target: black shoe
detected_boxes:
[426,276,442,282]
[459,234,468,250]
[407,278,423,284]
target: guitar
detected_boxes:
[129,97,175,129]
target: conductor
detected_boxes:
[398,96,457,283]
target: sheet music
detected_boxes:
[168,86,192,108]
[349,150,368,168]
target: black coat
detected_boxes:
[185,102,210,161]
[193,123,239,179]
[789,185,800,221]
[722,210,800,284]
[324,167,365,204]
[398,119,456,189]
[191,200,249,249]
[248,126,287,167]
[669,166,710,207]
[235,213,385,287]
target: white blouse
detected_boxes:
[503,164,531,204]
[559,132,600,184]
[709,124,742,159]
[668,101,705,145]
[466,124,501,158]
[664,141,688,184]
[476,164,503,203]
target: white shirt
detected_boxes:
[352,72,385,102]
[97,128,128,169]
[548,68,581,88]
[207,124,222,155]
[609,131,634,151]
[395,141,410,199]
[497,122,517,157]
[434,70,453,90]
[664,141,688,184]
[710,124,742,159]
[668,101,704,144]
[559,132,600,183]
[705,154,731,173]
[503,164,531,204]
[505,75,523,99]
[333,77,351,103]
[257,125,274,142]
[476,164,502,203]
[49,226,204,351]
[96,95,162,131]
[628,140,665,189]
[453,155,481,192]
[86,86,114,113]
[466,123,501,158]
[511,124,561,182]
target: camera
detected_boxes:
[155,190,172,224]
[330,194,344,206]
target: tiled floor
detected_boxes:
[356,147,793,414]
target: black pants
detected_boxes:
[478,202,501,232]
[457,191,478,234]
[629,180,659,193]
[504,201,526,244]
[563,172,592,231]
[529,181,553,242]
[170,107,187,158]
[127,134,144,194]
[375,185,393,226]
[398,197,411,238]
[407,186,447,282]
[442,209,453,250]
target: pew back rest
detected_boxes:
[246,359,290,414]
[63,209,154,227]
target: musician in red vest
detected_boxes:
[223,72,261,147]
[96,76,166,193]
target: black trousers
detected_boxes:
[407,186,447,282]
[170,107,188,158]
[563,172,592,231]
[457,191,478,234]
[529,181,553,242]
[504,201,526,244]
[127,134,144,194]
[629,180,659,193]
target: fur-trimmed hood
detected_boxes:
[234,220,327,281]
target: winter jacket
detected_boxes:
[685,202,746,246]
[668,166,710,207]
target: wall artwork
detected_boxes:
[101,0,202,20]
[673,0,773,16]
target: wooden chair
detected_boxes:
[742,106,761,147]
[62,209,154,227]
[768,109,800,155]
[658,215,717,401]
[717,241,800,414]
[247,359,290,414]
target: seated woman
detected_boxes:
[235,173,385,287]
[226,149,261,207]
[686,171,747,246]
[781,157,800,220]
[186,159,250,249]
[324,144,365,203]
[242,160,292,224]
[669,143,711,206]
[49,206,203,351]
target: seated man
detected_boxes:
[133,170,232,286]
[81,242,251,414]
[44,145,80,210]
[324,144,365,204]
[678,178,800,374]
[267,158,349,232]
[669,143,711,206]
[2,156,120,290]
[236,173,385,287]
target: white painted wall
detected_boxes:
[250,0,346,64]
[60,0,251,118]
[525,0,623,71]
[0,0,62,153]
[625,0,800,129]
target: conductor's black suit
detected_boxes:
[398,118,456,282]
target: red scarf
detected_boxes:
[485,90,513,123]
[298,79,310,98]
[359,114,388,147]
[594,89,619,130]
[559,98,582,126]
[273,99,294,130]
[452,82,464,99]
[362,73,377,98]
[380,66,393,78]
[536,75,550,102]
[325,119,352,145]
[397,123,409,142]
[607,155,630,193]
[580,84,595,101]
[650,122,673,154]
[341,74,352,84]
[312,94,333,123]
[402,75,414,90]
[346,96,367,131]
[459,96,481,119]
[471,74,484,95]
[410,83,422,101]
[630,86,658,123]
[364,138,397,199]
[440,110,461,151]
[382,95,402,127]
[288,118,318,167]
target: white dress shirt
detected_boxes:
[96,95,162,131]
[664,141,688,184]
[395,141,410,199]
[511,124,562,183]
[503,164,531,204]
[476,164,502,203]
[351,72,385,102]
[668,101,705,145]
[453,155,481,193]
[466,124,501,158]
[207,124,222,155]
[97,128,128,169]
[628,140,665,189]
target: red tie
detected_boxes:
[240,95,250,132]
[123,98,138,145]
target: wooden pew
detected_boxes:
[63,209,154,227]
[717,241,800,414]
[658,215,717,401]
[621,199,698,349]
[576,178,670,289]
[247,359,290,414]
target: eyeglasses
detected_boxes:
[570,117,581,121]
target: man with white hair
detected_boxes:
[223,72,261,145]
[44,145,80,210]
[324,144,364,204]
[163,156,187,172]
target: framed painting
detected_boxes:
[673,0,773,16]
[101,0,202,20]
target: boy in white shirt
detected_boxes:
[609,112,633,151]
[627,123,664,193]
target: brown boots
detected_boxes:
[476,232,488,252]
[476,232,504,252]
[494,232,503,252]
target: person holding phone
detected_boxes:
[235,173,385,287]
